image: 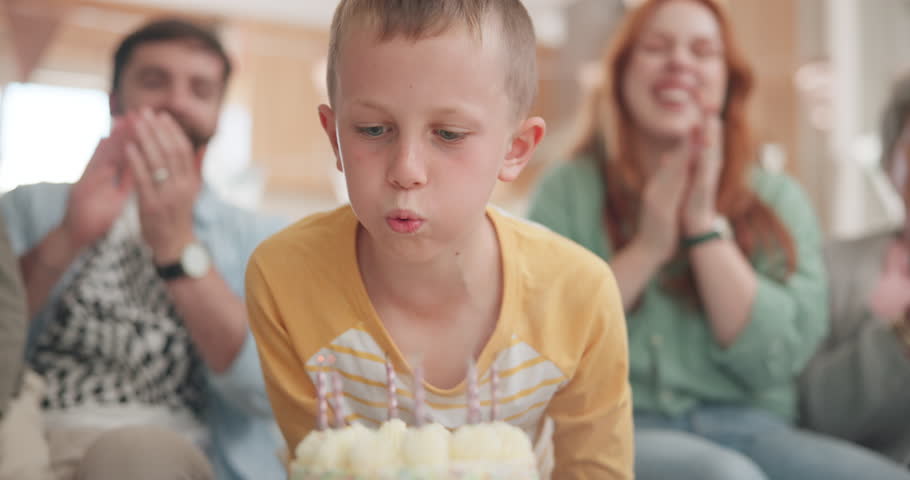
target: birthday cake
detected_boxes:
[290,419,539,479]
[290,358,540,479]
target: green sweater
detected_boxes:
[526,155,828,421]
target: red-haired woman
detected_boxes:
[528,0,910,478]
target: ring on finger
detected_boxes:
[152,167,170,184]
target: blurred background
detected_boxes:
[0,0,908,240]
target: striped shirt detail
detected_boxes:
[305,328,566,438]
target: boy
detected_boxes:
[246,1,633,477]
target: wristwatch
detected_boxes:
[682,216,731,248]
[155,242,212,281]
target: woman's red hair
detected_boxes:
[572,0,796,293]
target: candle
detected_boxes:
[413,355,426,427]
[467,358,480,424]
[386,357,399,420]
[490,367,499,422]
[329,355,348,428]
[316,355,328,430]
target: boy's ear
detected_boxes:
[499,116,546,182]
[318,104,343,172]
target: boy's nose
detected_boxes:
[387,141,427,189]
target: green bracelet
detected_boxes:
[681,230,722,248]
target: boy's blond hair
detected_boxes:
[327,0,538,118]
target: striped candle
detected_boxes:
[490,367,499,422]
[413,356,426,427]
[467,358,480,424]
[329,355,348,428]
[316,355,328,430]
[386,357,399,420]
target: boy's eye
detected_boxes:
[435,129,464,141]
[358,126,387,137]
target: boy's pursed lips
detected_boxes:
[385,208,425,234]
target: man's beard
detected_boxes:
[163,108,214,152]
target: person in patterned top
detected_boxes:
[0,18,287,480]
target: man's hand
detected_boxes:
[125,108,203,265]
[61,118,135,253]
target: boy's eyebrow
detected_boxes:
[428,106,464,117]
[349,99,390,113]
[429,103,488,124]
[348,99,486,123]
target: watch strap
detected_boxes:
[682,230,722,249]
[156,261,187,281]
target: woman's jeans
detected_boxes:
[635,406,910,480]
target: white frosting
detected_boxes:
[348,419,407,474]
[492,421,536,462]
[294,429,326,466]
[292,420,536,477]
[451,424,499,462]
[305,423,370,472]
[451,422,535,465]
[401,423,451,469]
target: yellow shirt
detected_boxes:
[246,205,633,479]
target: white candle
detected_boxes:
[413,355,426,427]
[467,358,480,424]
[316,355,328,430]
[386,357,399,420]
[491,367,499,422]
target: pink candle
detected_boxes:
[467,358,480,424]
[316,355,328,430]
[413,356,426,427]
[329,355,348,428]
[490,367,499,422]
[386,357,399,420]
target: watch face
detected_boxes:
[182,243,212,279]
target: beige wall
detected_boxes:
[226,21,333,197]
[728,0,800,177]
[0,0,809,211]
[0,2,566,209]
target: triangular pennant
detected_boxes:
[2,0,69,81]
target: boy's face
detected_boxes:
[320,22,544,259]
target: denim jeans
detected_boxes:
[635,406,910,480]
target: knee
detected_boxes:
[0,373,51,480]
[635,430,767,480]
[75,426,213,480]
[694,449,767,480]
